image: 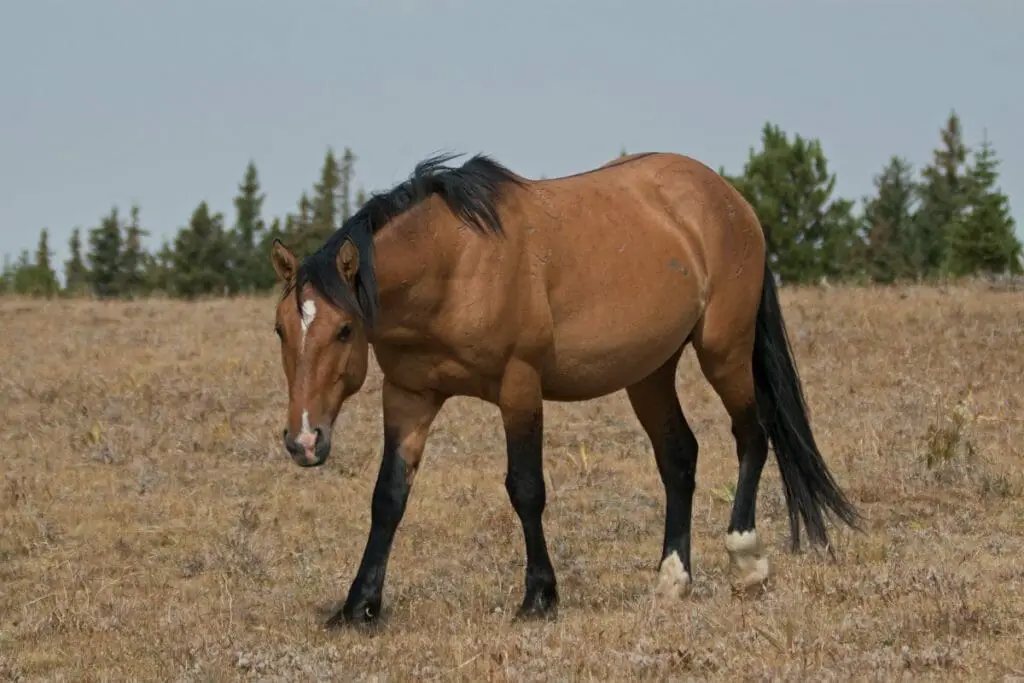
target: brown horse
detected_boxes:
[269,151,860,628]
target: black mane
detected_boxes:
[293,152,524,328]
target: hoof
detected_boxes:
[655,551,692,600]
[324,596,382,630]
[514,584,559,621]
[725,530,770,592]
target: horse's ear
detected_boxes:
[271,239,298,283]
[336,238,360,283]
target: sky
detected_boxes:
[2,1,1022,273]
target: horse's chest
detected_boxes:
[374,345,504,402]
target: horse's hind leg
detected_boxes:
[626,350,699,600]
[692,298,771,592]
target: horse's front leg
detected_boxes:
[325,381,445,628]
[499,358,559,620]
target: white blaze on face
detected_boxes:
[300,298,317,349]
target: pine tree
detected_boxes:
[0,254,14,294]
[945,132,1022,277]
[170,201,231,299]
[286,191,316,256]
[339,147,357,222]
[32,229,60,297]
[727,122,858,284]
[64,227,90,295]
[913,111,969,278]
[11,250,33,295]
[88,206,124,298]
[119,204,149,297]
[860,156,919,283]
[253,217,287,290]
[303,148,341,254]
[230,160,267,293]
[145,240,176,296]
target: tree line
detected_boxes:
[2,111,1020,299]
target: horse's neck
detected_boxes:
[366,210,448,344]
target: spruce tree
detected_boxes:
[727,122,858,284]
[913,111,969,278]
[861,156,919,283]
[32,229,60,297]
[286,191,316,256]
[119,204,149,297]
[170,201,231,299]
[0,254,13,294]
[339,147,357,223]
[230,160,267,293]
[87,207,124,298]
[945,132,1022,277]
[303,148,341,254]
[254,217,287,290]
[64,227,90,295]
[11,250,33,294]
[145,240,176,296]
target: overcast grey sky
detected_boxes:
[2,1,1021,271]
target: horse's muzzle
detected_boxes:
[283,426,330,467]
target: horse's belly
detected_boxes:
[539,303,701,401]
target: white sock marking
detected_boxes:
[725,529,760,554]
[300,298,317,348]
[655,550,691,600]
[725,529,770,589]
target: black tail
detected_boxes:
[752,260,861,552]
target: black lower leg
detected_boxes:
[655,410,699,574]
[727,404,769,534]
[505,411,558,619]
[328,429,409,627]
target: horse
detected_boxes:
[268,150,861,628]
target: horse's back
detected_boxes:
[493,152,766,400]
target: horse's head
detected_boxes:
[270,239,370,467]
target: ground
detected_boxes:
[2,282,1023,682]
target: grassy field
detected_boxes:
[2,282,1023,681]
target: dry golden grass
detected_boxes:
[2,283,1024,681]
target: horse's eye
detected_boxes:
[338,323,352,343]
[274,324,283,339]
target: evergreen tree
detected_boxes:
[8,231,60,296]
[860,156,919,282]
[230,160,267,293]
[64,227,90,295]
[170,201,231,299]
[33,229,60,296]
[0,254,14,294]
[119,204,149,297]
[303,148,341,254]
[253,217,287,290]
[11,250,33,294]
[913,111,969,277]
[355,187,368,211]
[945,132,1022,277]
[88,206,124,298]
[339,147,357,222]
[286,191,316,256]
[726,122,858,284]
[145,240,176,296]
